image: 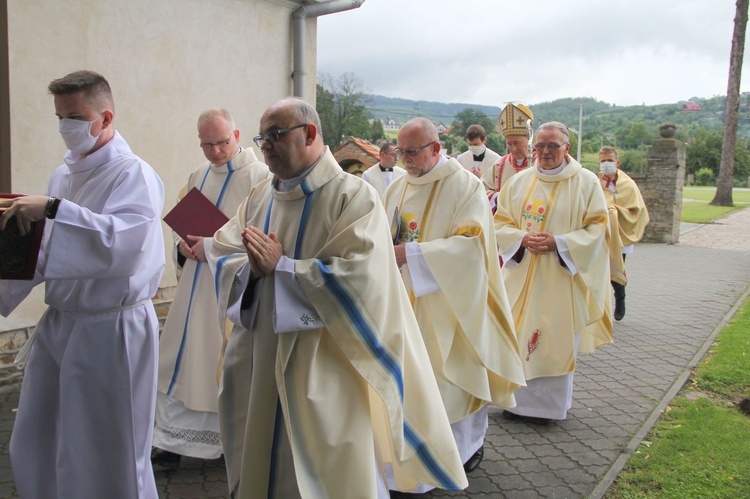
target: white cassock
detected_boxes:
[154,147,271,458]
[0,131,165,499]
[361,162,406,199]
[456,147,501,178]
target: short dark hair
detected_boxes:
[48,70,114,113]
[466,124,486,141]
[379,141,394,154]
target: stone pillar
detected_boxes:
[638,123,686,244]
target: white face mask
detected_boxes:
[59,114,102,154]
[599,161,617,175]
[468,145,485,156]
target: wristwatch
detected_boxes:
[46,197,61,219]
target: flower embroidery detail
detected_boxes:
[522,199,546,227]
[400,213,420,242]
[526,329,541,361]
[300,313,322,326]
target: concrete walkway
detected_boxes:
[1,209,749,498]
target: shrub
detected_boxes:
[695,167,714,186]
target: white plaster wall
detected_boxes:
[1,0,318,329]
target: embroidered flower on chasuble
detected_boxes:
[526,329,542,361]
[399,213,420,242]
[522,199,546,230]
[300,313,322,326]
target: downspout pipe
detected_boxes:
[292,0,366,99]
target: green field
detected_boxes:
[681,187,750,223]
[683,186,750,202]
[607,298,750,498]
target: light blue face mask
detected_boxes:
[58,114,102,154]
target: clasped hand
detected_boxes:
[522,232,557,255]
[243,226,282,279]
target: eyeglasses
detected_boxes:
[200,136,233,149]
[383,151,398,158]
[533,142,568,152]
[253,124,308,147]
[395,141,436,157]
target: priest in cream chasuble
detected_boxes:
[155,109,272,460]
[598,145,650,321]
[384,118,525,486]
[207,99,467,498]
[494,122,612,422]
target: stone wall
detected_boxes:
[633,137,686,244]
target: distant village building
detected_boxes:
[381,116,399,131]
[435,122,449,134]
[332,136,380,177]
[681,102,702,112]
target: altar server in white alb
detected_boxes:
[494,121,612,425]
[0,70,165,498]
[456,124,501,178]
[207,98,467,498]
[384,118,525,488]
[152,109,271,463]
[361,141,405,199]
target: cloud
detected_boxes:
[317,0,749,106]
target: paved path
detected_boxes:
[1,210,749,498]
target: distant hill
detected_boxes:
[363,93,750,139]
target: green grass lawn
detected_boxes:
[681,187,750,223]
[681,202,744,223]
[606,298,750,498]
[683,186,750,203]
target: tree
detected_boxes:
[686,130,722,174]
[450,108,495,139]
[316,73,371,149]
[369,118,385,143]
[712,0,748,206]
[687,129,750,183]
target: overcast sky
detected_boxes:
[317,0,749,108]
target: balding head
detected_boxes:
[397,118,441,177]
[258,97,323,179]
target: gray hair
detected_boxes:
[197,108,235,130]
[537,121,570,142]
[280,97,323,139]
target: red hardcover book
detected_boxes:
[0,193,46,280]
[163,187,229,246]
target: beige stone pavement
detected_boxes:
[678,205,750,251]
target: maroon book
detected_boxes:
[0,193,46,280]
[163,187,229,246]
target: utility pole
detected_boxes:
[577,103,583,162]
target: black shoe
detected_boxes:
[463,446,483,473]
[503,410,553,425]
[614,297,626,321]
[151,447,181,464]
